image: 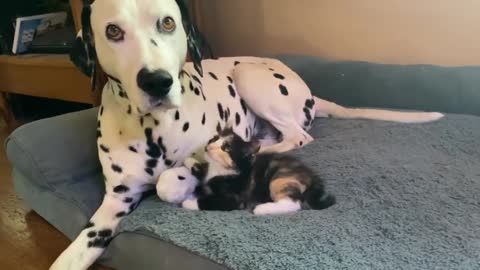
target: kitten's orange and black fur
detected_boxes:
[182,128,336,215]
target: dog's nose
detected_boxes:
[137,68,173,98]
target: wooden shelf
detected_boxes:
[0,54,92,104]
[0,54,77,68]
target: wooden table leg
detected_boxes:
[0,92,17,129]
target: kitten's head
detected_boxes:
[205,128,260,169]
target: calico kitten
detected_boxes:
[182,128,336,215]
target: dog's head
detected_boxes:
[72,0,206,113]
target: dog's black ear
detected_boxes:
[176,0,214,77]
[70,3,97,90]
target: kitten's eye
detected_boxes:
[106,24,125,41]
[221,144,231,152]
[158,16,176,33]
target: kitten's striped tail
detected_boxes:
[304,183,336,210]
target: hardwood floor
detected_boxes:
[0,123,111,270]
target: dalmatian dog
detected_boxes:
[50,0,444,269]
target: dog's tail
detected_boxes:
[313,97,444,123]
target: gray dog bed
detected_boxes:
[118,114,480,270]
[6,55,480,270]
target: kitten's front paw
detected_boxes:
[253,200,301,215]
[253,203,276,215]
[182,198,199,210]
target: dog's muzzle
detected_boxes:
[137,68,173,100]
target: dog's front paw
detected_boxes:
[182,198,199,210]
[157,167,198,204]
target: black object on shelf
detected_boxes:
[28,25,76,54]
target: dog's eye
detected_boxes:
[159,17,176,33]
[106,24,125,41]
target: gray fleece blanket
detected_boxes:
[119,114,480,270]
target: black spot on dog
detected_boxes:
[279,84,289,96]
[140,117,144,127]
[113,185,129,193]
[227,76,233,83]
[175,110,180,121]
[183,122,190,132]
[145,168,154,176]
[208,135,220,145]
[303,108,312,120]
[178,175,186,180]
[269,68,274,71]
[179,70,190,78]
[192,75,201,85]
[157,137,167,154]
[124,197,133,203]
[85,221,94,229]
[228,85,236,98]
[240,99,248,115]
[225,107,231,121]
[245,127,249,138]
[98,229,112,238]
[189,81,194,91]
[153,119,160,126]
[97,120,101,128]
[217,103,224,120]
[234,61,240,66]
[99,144,110,153]
[150,39,158,46]
[88,238,111,248]
[116,211,126,218]
[97,130,102,138]
[299,141,304,146]
[111,164,123,173]
[165,159,173,167]
[127,105,132,115]
[273,73,285,80]
[208,72,218,80]
[145,128,162,158]
[87,228,113,248]
[201,113,206,125]
[181,85,185,94]
[305,98,315,109]
[100,106,104,116]
[216,122,222,133]
[129,146,137,153]
[235,112,241,126]
[146,159,158,168]
[87,231,97,238]
[194,87,200,95]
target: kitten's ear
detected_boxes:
[220,125,234,136]
[70,2,97,90]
